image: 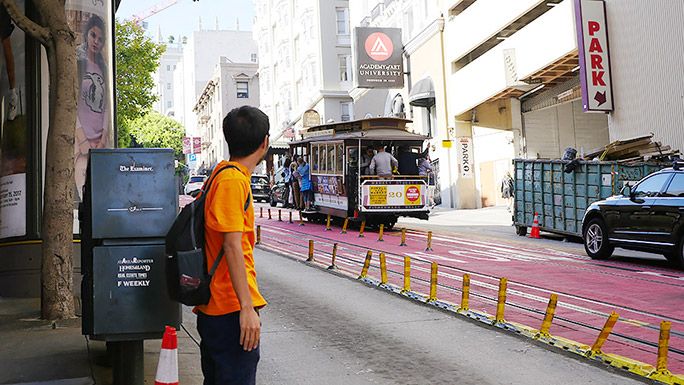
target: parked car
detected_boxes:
[251,175,271,202]
[582,162,684,267]
[184,175,207,197]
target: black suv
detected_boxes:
[582,163,684,268]
[250,175,271,202]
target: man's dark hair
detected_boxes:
[223,106,270,158]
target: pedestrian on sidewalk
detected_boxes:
[195,106,268,385]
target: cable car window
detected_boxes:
[312,144,320,173]
[336,143,344,175]
[326,144,334,174]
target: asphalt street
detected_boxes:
[178,248,642,385]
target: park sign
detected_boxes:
[354,27,404,89]
[575,0,613,112]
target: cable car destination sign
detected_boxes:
[354,27,404,88]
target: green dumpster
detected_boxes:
[513,159,667,238]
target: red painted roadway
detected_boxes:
[253,207,684,374]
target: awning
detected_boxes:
[409,77,435,108]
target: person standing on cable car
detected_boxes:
[369,145,398,178]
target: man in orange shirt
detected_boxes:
[195,106,269,385]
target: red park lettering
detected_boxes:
[587,20,606,87]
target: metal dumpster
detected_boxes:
[513,159,667,238]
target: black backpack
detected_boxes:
[165,165,251,306]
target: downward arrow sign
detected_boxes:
[594,91,607,106]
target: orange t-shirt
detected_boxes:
[194,160,267,316]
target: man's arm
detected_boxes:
[223,232,260,352]
[390,154,399,169]
[369,156,376,174]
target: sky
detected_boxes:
[116,0,255,41]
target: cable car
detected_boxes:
[288,117,431,229]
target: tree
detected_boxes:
[0,0,78,319]
[129,110,185,160]
[115,19,165,148]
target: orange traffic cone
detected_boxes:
[154,326,179,385]
[529,212,541,239]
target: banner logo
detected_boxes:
[365,32,393,62]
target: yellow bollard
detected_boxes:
[656,321,672,373]
[590,312,620,355]
[307,240,314,262]
[460,274,470,311]
[289,211,293,224]
[278,209,282,221]
[341,217,349,234]
[379,253,387,285]
[428,262,438,302]
[377,224,384,242]
[425,231,433,251]
[359,250,372,279]
[358,220,366,238]
[495,277,507,323]
[268,208,272,220]
[402,257,411,293]
[256,225,261,245]
[260,207,263,218]
[328,243,338,270]
[299,211,305,226]
[539,294,558,337]
[325,214,332,231]
[399,228,407,246]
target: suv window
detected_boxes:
[251,176,268,185]
[189,176,205,183]
[663,173,684,197]
[633,173,672,197]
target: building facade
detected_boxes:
[172,28,258,134]
[193,57,260,170]
[253,0,353,140]
[349,0,683,209]
[152,35,183,117]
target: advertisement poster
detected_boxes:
[0,1,27,238]
[354,27,404,89]
[361,180,426,211]
[67,0,115,201]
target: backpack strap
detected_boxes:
[207,188,253,277]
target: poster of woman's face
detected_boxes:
[66,0,114,200]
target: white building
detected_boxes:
[152,36,183,117]
[173,28,258,134]
[349,0,454,207]
[253,0,353,139]
[193,57,260,170]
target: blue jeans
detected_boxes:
[197,311,260,385]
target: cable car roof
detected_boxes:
[289,117,430,144]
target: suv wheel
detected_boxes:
[583,218,614,260]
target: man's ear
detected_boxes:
[261,135,269,150]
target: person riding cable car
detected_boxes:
[369,145,398,177]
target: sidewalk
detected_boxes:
[0,298,102,385]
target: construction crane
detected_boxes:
[131,0,179,25]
